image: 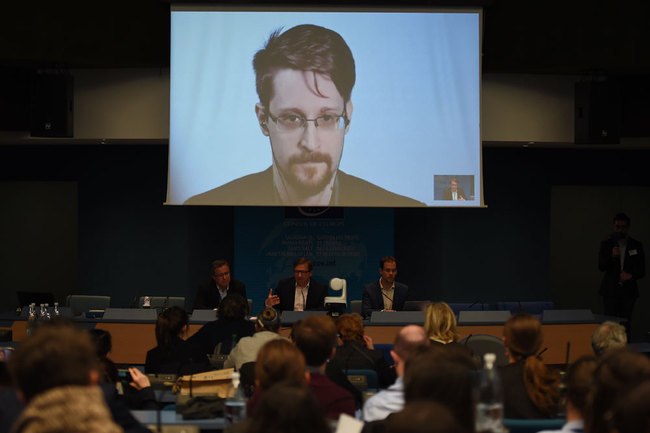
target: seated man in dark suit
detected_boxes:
[362,256,409,318]
[194,259,247,310]
[265,257,328,311]
[442,177,467,201]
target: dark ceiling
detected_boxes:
[1,0,649,75]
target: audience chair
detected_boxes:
[447,302,486,315]
[374,343,395,366]
[495,301,554,316]
[247,298,253,315]
[346,369,379,392]
[66,295,111,316]
[503,418,564,433]
[350,300,362,315]
[459,334,509,367]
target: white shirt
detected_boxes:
[537,419,584,433]
[362,376,404,422]
[379,278,395,311]
[294,281,310,311]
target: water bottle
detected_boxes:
[53,302,61,318]
[43,303,52,320]
[475,353,506,433]
[26,303,37,336]
[224,371,247,425]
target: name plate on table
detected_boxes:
[458,310,511,325]
[370,311,425,324]
[190,309,217,323]
[102,308,158,321]
[281,310,328,325]
[542,309,595,324]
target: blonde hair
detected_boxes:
[424,302,458,344]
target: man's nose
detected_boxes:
[298,122,319,151]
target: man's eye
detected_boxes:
[280,115,302,124]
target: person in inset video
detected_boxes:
[442,177,467,201]
[185,24,423,207]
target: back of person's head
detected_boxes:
[385,401,464,433]
[292,315,337,367]
[403,346,474,433]
[611,380,650,433]
[155,306,188,347]
[9,323,97,401]
[256,307,281,333]
[591,321,627,357]
[336,313,365,345]
[253,25,356,110]
[424,302,458,344]
[564,355,597,415]
[218,293,249,320]
[503,313,560,417]
[89,328,112,358]
[586,348,650,433]
[392,325,429,364]
[255,339,306,391]
[247,382,330,433]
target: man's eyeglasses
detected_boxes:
[267,109,348,133]
[294,270,311,275]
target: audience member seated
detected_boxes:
[362,325,429,422]
[363,344,475,433]
[145,306,202,374]
[89,329,119,384]
[8,323,123,433]
[384,401,463,433]
[245,382,331,433]
[224,307,286,371]
[610,381,650,433]
[292,315,356,420]
[538,355,596,433]
[186,293,255,363]
[585,348,650,433]
[591,320,627,357]
[499,313,561,419]
[245,339,308,417]
[329,313,396,388]
[424,302,475,359]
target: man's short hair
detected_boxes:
[592,321,627,357]
[292,315,337,367]
[211,259,229,273]
[253,24,356,111]
[255,339,306,391]
[613,213,631,225]
[564,356,597,415]
[293,257,313,272]
[219,293,249,321]
[9,323,97,401]
[392,325,428,362]
[380,256,397,270]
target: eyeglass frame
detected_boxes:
[264,106,350,132]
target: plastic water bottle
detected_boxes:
[475,353,506,433]
[53,302,61,318]
[224,372,247,425]
[26,303,37,336]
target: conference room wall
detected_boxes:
[2,145,649,329]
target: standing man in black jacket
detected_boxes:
[598,213,645,337]
[194,260,247,310]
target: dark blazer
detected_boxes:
[185,318,256,360]
[598,236,645,298]
[330,340,397,389]
[274,277,328,311]
[442,187,467,200]
[362,281,409,318]
[145,336,208,375]
[193,278,247,310]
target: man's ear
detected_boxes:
[344,100,353,134]
[255,103,269,136]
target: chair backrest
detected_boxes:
[350,300,362,315]
[503,418,565,433]
[247,298,253,315]
[460,334,509,367]
[374,343,395,366]
[67,295,111,316]
[138,296,185,309]
[346,368,379,392]
[458,310,511,325]
[447,302,486,315]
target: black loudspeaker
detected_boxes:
[575,81,620,144]
[30,71,73,137]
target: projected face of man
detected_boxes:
[256,69,353,205]
[450,180,459,192]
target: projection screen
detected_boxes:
[167,6,483,207]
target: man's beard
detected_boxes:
[281,152,337,196]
